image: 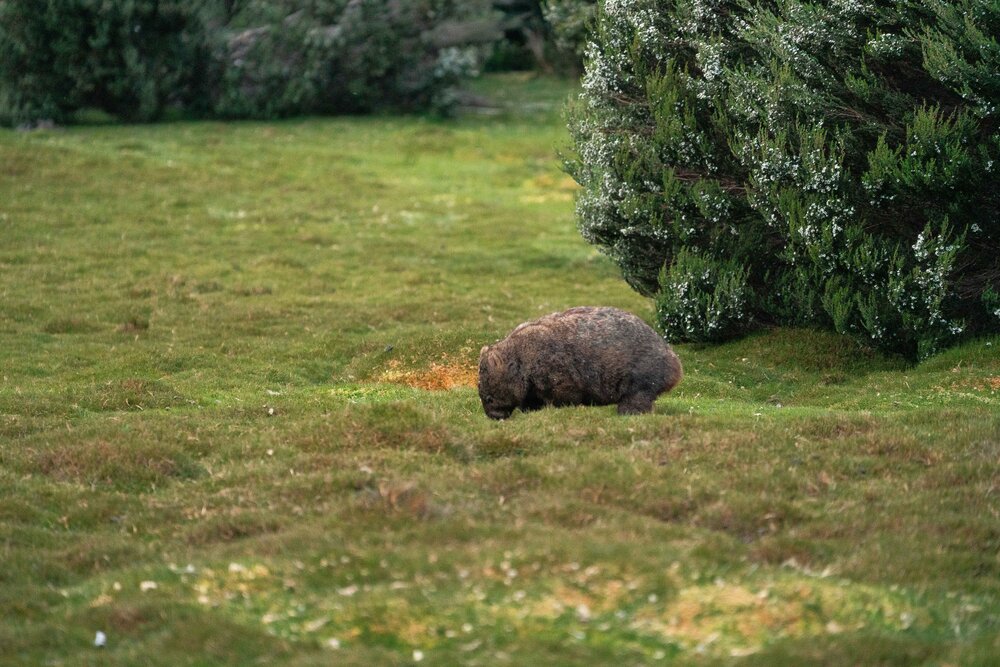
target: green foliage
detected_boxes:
[567,0,1000,359]
[542,0,597,57]
[656,248,750,342]
[0,0,493,124]
[482,0,597,72]
[0,0,209,125]
[214,0,490,117]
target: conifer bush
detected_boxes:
[655,248,751,342]
[567,0,1000,359]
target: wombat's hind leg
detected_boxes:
[617,393,656,415]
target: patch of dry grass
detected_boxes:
[379,357,478,391]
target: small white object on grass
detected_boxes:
[94,631,107,648]
[413,649,425,662]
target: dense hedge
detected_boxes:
[568,0,1000,358]
[0,0,494,124]
[0,0,209,125]
[0,0,602,123]
[213,0,492,117]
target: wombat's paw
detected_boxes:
[617,395,656,415]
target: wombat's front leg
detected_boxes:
[617,393,657,415]
[519,381,546,412]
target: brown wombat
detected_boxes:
[478,306,682,419]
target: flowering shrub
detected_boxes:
[567,0,1000,359]
[656,248,750,342]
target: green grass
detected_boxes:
[1,73,998,666]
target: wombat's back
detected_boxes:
[495,306,682,412]
[511,306,669,359]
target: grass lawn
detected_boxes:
[1,73,998,665]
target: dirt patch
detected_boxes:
[379,358,477,391]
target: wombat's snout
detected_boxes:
[484,403,513,420]
[478,382,513,420]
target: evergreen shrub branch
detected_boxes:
[568,0,1000,359]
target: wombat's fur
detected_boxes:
[478,306,682,419]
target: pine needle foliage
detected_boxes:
[567,0,1000,359]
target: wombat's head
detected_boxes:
[478,344,521,420]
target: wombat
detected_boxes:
[478,306,682,419]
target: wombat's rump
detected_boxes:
[478,306,682,419]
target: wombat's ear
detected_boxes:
[480,345,489,356]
